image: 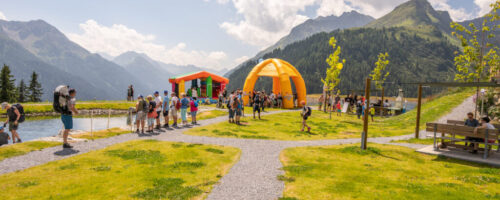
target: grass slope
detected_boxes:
[186,89,472,140]
[0,140,240,200]
[280,143,500,200]
[72,127,132,139]
[0,141,61,161]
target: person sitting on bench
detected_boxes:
[470,116,496,154]
[464,112,480,148]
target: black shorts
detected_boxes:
[303,116,309,120]
[163,110,169,116]
[253,105,260,112]
[156,111,161,119]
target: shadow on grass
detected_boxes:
[54,148,79,156]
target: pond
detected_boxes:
[9,115,129,143]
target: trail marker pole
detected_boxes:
[361,78,371,150]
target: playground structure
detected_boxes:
[243,58,306,108]
[169,71,229,99]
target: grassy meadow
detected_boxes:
[0,140,240,200]
[0,141,62,161]
[279,144,500,200]
[185,89,473,140]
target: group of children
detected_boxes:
[135,90,199,134]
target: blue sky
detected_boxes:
[0,0,494,70]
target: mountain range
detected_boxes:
[226,0,494,97]
[0,20,226,100]
[226,10,375,76]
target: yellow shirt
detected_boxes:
[370,107,375,115]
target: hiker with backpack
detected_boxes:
[190,97,199,125]
[53,86,78,148]
[170,92,180,127]
[300,101,312,133]
[135,95,147,134]
[146,95,157,133]
[1,102,25,143]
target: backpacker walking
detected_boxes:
[53,86,78,148]
[1,102,25,143]
[135,95,147,134]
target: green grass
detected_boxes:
[0,140,240,200]
[186,89,473,140]
[280,143,500,200]
[0,141,62,161]
[72,127,132,139]
[0,101,137,114]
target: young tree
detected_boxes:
[28,71,43,102]
[451,1,499,82]
[451,1,499,117]
[370,52,390,115]
[0,64,17,102]
[369,52,390,90]
[17,79,28,103]
[323,36,345,116]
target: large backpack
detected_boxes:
[11,104,25,123]
[175,99,181,110]
[53,85,70,114]
[141,100,148,111]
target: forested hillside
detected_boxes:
[227,27,459,97]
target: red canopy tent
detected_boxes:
[168,71,229,99]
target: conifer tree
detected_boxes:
[28,71,43,102]
[0,64,17,102]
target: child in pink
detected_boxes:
[190,97,199,125]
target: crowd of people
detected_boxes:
[134,90,199,134]
[318,93,393,122]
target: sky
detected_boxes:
[0,0,495,70]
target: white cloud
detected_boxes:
[234,55,249,64]
[474,0,496,17]
[220,0,315,47]
[67,20,230,70]
[0,11,7,20]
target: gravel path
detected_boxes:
[0,96,474,199]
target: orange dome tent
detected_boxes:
[243,59,306,108]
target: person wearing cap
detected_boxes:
[61,88,78,148]
[154,91,162,130]
[135,95,147,134]
[1,102,21,143]
[0,126,10,146]
[170,92,179,127]
[162,90,170,128]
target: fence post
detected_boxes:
[90,110,94,139]
[415,84,422,138]
[484,129,489,159]
[433,123,437,151]
[107,108,111,129]
[361,78,371,150]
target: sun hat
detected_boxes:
[1,102,8,109]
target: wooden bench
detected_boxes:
[447,119,500,129]
[426,122,500,159]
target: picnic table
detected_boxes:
[426,121,500,159]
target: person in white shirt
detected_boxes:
[170,93,179,127]
[192,87,198,98]
[471,116,497,153]
[154,91,162,129]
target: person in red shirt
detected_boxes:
[190,97,199,125]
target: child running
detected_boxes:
[370,104,375,122]
[336,101,342,116]
[300,101,312,133]
[190,97,198,125]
